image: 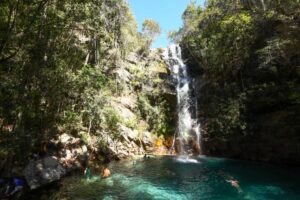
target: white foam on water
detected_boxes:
[175,156,200,164]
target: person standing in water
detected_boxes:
[84,166,91,180]
[102,166,110,178]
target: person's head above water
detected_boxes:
[103,164,108,169]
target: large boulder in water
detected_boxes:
[24,156,66,190]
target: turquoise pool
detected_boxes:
[52,156,300,200]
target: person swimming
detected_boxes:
[218,171,243,193]
[226,179,243,193]
[144,154,150,159]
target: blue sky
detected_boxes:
[128,0,205,48]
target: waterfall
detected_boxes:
[164,44,201,156]
[260,0,266,11]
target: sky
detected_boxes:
[128,0,205,48]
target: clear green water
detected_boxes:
[53,156,300,200]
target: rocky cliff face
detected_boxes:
[102,49,176,158]
[176,0,300,165]
[0,49,177,191]
[182,48,300,165]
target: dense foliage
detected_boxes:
[0,0,169,165]
[178,0,300,161]
[2,0,298,167]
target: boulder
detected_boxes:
[142,131,157,148]
[24,157,66,190]
[51,134,88,172]
[164,136,175,149]
[57,133,80,146]
[100,128,146,160]
[58,146,88,172]
[119,125,139,141]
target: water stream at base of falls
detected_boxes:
[163,44,201,156]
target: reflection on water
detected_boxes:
[52,156,300,200]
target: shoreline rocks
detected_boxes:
[24,157,66,190]
[23,134,89,190]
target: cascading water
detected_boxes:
[260,0,266,11]
[164,44,201,156]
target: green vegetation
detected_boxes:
[1,0,298,168]
[0,0,169,167]
[137,93,172,136]
[137,19,162,56]
[142,19,161,47]
[176,0,300,161]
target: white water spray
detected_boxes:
[164,44,201,156]
[260,0,266,11]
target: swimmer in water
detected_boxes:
[144,154,150,159]
[218,171,243,193]
[226,179,243,193]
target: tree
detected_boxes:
[168,30,181,44]
[179,0,300,159]
[182,1,202,34]
[142,19,161,48]
[0,0,144,163]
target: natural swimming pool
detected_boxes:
[51,156,300,200]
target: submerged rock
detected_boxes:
[24,156,66,190]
